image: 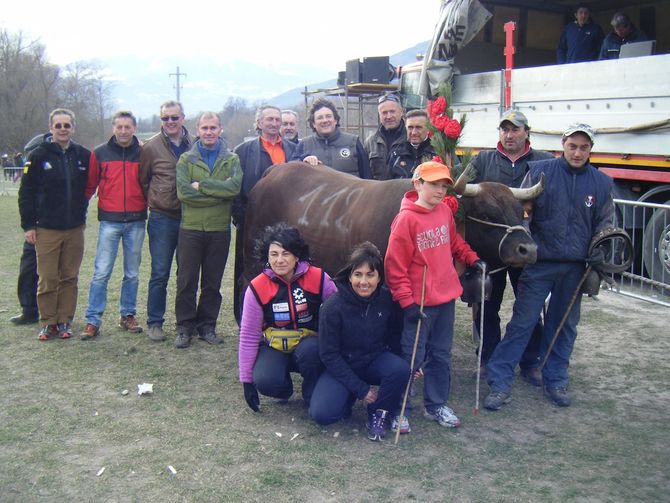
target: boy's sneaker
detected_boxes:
[424,405,461,428]
[391,415,411,434]
[366,409,388,442]
[80,323,100,340]
[119,315,143,333]
[38,324,59,341]
[57,322,72,339]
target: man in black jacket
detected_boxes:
[386,109,435,179]
[470,110,554,384]
[18,109,91,340]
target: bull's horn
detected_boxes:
[453,163,477,195]
[462,183,482,197]
[509,173,545,200]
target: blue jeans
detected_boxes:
[309,351,409,425]
[400,301,456,413]
[146,211,180,326]
[487,262,585,393]
[85,220,145,327]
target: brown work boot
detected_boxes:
[80,323,100,340]
[119,315,143,333]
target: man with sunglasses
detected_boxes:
[364,93,406,180]
[139,101,194,342]
[18,109,91,341]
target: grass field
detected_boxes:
[1,193,669,502]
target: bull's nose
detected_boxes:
[517,243,538,263]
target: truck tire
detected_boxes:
[642,201,670,287]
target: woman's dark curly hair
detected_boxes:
[334,241,384,285]
[253,222,311,264]
[307,98,341,132]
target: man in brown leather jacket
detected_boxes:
[139,100,194,342]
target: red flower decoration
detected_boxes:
[442,195,459,215]
[431,155,444,163]
[443,119,462,139]
[428,96,447,118]
[432,115,448,130]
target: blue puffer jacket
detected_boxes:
[318,282,401,399]
[523,156,614,262]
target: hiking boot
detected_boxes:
[80,323,100,340]
[424,405,461,428]
[147,325,166,342]
[520,367,543,387]
[199,328,223,345]
[10,312,39,325]
[38,324,59,341]
[544,386,571,407]
[391,415,411,434]
[175,328,192,349]
[119,315,143,333]
[57,322,72,339]
[366,409,388,442]
[484,391,512,411]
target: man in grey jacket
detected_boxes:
[364,93,406,180]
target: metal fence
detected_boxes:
[607,198,670,307]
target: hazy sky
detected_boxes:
[2,0,440,71]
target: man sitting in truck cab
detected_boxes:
[599,12,648,60]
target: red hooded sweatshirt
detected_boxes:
[385,190,479,308]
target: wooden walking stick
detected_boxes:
[395,265,428,445]
[474,263,487,415]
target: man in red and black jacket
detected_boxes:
[79,111,147,340]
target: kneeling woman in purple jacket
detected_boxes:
[309,242,410,441]
[238,223,336,411]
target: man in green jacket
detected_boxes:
[175,111,242,349]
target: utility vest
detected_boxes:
[249,266,325,332]
[300,130,359,176]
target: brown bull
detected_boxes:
[241,162,543,287]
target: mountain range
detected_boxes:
[105,41,430,119]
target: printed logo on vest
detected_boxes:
[584,195,595,207]
[272,302,289,313]
[44,161,53,170]
[339,148,351,158]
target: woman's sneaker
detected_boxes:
[366,409,388,441]
[424,405,461,428]
[391,415,411,434]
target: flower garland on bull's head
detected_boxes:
[425,82,471,221]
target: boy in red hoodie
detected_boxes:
[385,161,486,432]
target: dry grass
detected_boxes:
[0,194,669,502]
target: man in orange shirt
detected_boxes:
[232,106,297,319]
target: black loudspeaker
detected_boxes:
[337,71,345,86]
[346,59,362,85]
[362,56,390,84]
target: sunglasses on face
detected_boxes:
[161,115,182,122]
[378,93,401,104]
[53,123,72,129]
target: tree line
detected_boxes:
[1,29,301,159]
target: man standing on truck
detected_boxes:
[364,93,406,180]
[556,3,604,64]
[484,124,614,410]
[599,12,648,60]
[470,110,553,385]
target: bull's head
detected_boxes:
[453,164,544,268]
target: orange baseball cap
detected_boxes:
[412,161,454,184]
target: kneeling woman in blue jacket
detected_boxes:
[309,242,410,441]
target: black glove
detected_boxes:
[404,304,426,323]
[587,247,606,268]
[243,383,260,412]
[472,259,487,272]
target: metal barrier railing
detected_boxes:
[608,198,670,307]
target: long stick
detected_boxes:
[394,265,428,445]
[537,265,592,373]
[474,263,487,415]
